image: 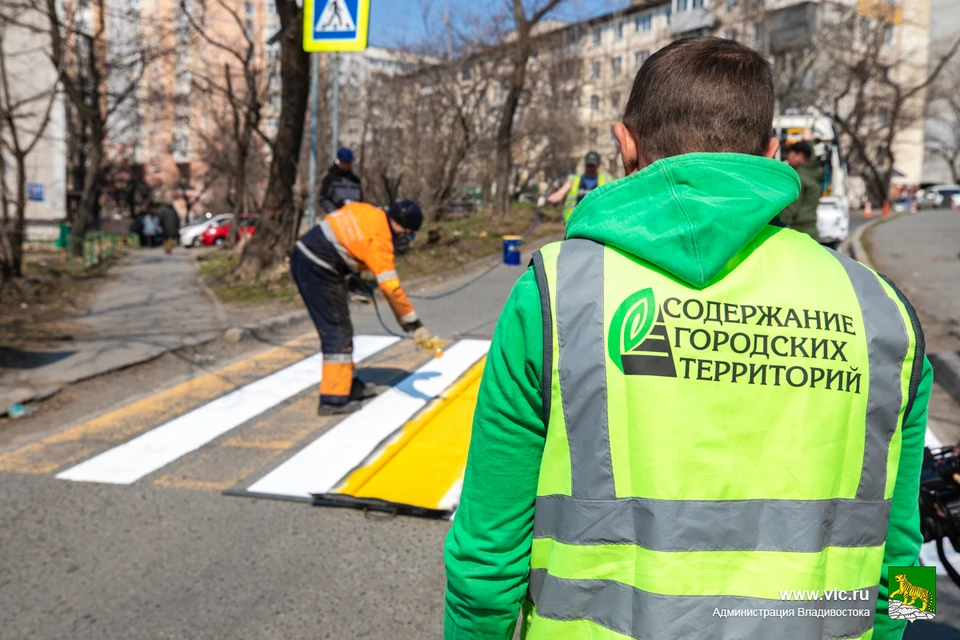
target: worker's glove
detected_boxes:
[537,195,547,209]
[413,326,442,351]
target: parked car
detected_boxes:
[180,214,234,247]
[917,185,960,209]
[201,216,258,246]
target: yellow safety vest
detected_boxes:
[523,226,922,639]
[563,173,610,223]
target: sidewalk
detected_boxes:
[0,248,223,413]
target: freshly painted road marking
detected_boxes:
[245,339,490,500]
[0,334,321,474]
[56,336,398,485]
[331,358,484,514]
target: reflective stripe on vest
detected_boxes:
[524,232,917,640]
[563,173,608,223]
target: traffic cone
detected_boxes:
[864,201,873,218]
[882,200,890,217]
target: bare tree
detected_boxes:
[491,0,566,218]
[0,8,57,281]
[235,0,309,277]
[180,0,275,235]
[926,57,960,184]
[812,5,960,204]
[38,0,163,254]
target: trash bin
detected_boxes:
[56,223,71,249]
[502,235,522,266]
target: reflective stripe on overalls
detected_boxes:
[523,229,921,640]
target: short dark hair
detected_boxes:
[621,37,774,162]
[785,141,813,159]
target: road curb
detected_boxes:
[930,351,960,408]
[223,310,310,343]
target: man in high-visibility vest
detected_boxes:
[291,200,441,415]
[445,37,932,640]
[538,151,611,222]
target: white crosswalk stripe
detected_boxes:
[56,336,398,485]
[244,339,490,501]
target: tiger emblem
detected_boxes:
[890,574,931,611]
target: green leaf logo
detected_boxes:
[608,288,656,373]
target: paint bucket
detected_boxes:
[502,236,522,266]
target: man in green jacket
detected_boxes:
[445,37,931,640]
[781,141,824,243]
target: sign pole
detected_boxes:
[331,52,340,162]
[306,52,320,229]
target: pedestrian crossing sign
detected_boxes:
[304,0,369,52]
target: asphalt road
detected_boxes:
[3,220,960,639]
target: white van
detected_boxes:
[772,113,849,247]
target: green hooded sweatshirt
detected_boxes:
[443,153,932,640]
[780,154,825,243]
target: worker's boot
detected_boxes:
[318,399,363,416]
[351,377,377,400]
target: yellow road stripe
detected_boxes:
[336,358,485,509]
[0,335,319,475]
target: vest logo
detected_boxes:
[608,288,677,377]
[888,566,936,622]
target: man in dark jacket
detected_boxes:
[320,148,363,214]
[159,204,180,254]
[780,141,824,243]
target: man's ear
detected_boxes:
[764,137,780,159]
[614,122,640,175]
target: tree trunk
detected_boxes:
[69,138,103,256]
[493,55,528,218]
[236,0,309,277]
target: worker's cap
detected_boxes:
[785,141,813,158]
[387,200,424,232]
[585,151,601,166]
[337,147,355,163]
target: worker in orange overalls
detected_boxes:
[291,200,440,415]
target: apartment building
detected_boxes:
[537,0,932,185]
[0,3,68,241]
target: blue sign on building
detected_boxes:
[27,182,44,202]
[303,0,369,52]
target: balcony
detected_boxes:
[670,8,717,35]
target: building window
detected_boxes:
[692,0,705,8]
[462,65,472,80]
[591,62,600,79]
[589,128,598,145]
[635,50,650,66]
[590,95,599,112]
[268,3,275,15]
[245,1,254,16]
[884,25,894,44]
[677,0,688,11]
[636,14,652,32]
[726,0,738,8]
[754,22,765,49]
[611,92,621,109]
[593,27,602,46]
[665,7,672,24]
[567,28,579,45]
[612,56,622,76]
[725,28,737,40]
[616,22,624,40]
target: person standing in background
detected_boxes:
[160,204,180,254]
[780,141,824,244]
[320,148,363,215]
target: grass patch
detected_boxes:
[197,204,563,305]
[0,251,109,349]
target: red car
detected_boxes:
[201,216,258,246]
